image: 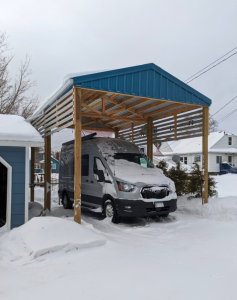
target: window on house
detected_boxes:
[51,164,56,169]
[81,154,89,176]
[228,137,232,145]
[228,156,232,164]
[140,147,145,153]
[180,156,187,164]
[216,156,222,163]
[194,156,201,162]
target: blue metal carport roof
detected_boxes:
[72,63,211,107]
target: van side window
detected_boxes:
[82,154,89,176]
[93,157,106,174]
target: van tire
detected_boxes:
[104,200,120,224]
[62,192,72,209]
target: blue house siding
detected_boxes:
[51,157,59,173]
[0,146,25,229]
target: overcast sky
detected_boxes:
[1,0,237,150]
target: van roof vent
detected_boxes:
[62,132,97,146]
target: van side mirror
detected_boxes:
[97,170,105,182]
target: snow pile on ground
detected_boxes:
[0,217,106,261]
[213,174,237,197]
[29,202,44,219]
[178,196,237,221]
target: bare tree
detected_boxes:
[0,32,39,119]
[209,114,218,132]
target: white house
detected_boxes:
[159,131,237,173]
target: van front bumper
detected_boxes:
[114,198,177,217]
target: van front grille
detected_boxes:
[141,187,169,199]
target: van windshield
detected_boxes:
[113,153,154,168]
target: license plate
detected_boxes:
[155,201,164,208]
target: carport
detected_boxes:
[30,63,211,224]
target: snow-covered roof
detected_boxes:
[0,114,44,147]
[161,131,234,155]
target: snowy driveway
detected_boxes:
[1,198,237,300]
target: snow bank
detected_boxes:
[178,196,237,221]
[28,202,44,219]
[213,174,237,197]
[0,217,106,261]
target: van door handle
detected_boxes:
[85,180,89,182]
[90,181,94,183]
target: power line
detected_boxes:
[186,51,237,84]
[212,95,237,117]
[184,46,237,82]
[217,107,237,124]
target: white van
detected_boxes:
[59,133,177,223]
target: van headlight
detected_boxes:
[117,181,135,192]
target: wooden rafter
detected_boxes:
[81,102,102,114]
[143,103,183,118]
[152,105,200,121]
[81,112,145,122]
[107,97,144,117]
[135,100,163,113]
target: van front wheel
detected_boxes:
[104,200,120,224]
[62,192,72,209]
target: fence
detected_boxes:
[30,173,60,207]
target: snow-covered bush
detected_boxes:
[156,160,188,196]
[186,163,218,199]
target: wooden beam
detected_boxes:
[115,128,119,138]
[108,98,144,117]
[83,91,107,105]
[143,103,183,118]
[132,124,134,142]
[30,147,35,202]
[81,112,145,122]
[80,87,205,108]
[147,117,153,160]
[82,126,115,132]
[44,135,51,211]
[81,102,102,114]
[152,105,200,121]
[202,106,209,205]
[102,98,106,113]
[135,100,163,113]
[174,114,177,140]
[74,87,82,224]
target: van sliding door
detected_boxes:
[81,154,92,204]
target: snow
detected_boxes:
[213,173,237,197]
[0,217,106,260]
[1,174,237,299]
[153,155,193,172]
[162,131,229,154]
[0,114,43,144]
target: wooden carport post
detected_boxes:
[115,128,119,138]
[30,147,35,202]
[44,135,51,210]
[202,107,209,204]
[147,117,153,160]
[74,87,82,224]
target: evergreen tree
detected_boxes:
[167,162,188,196]
[187,163,218,198]
[156,159,169,176]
